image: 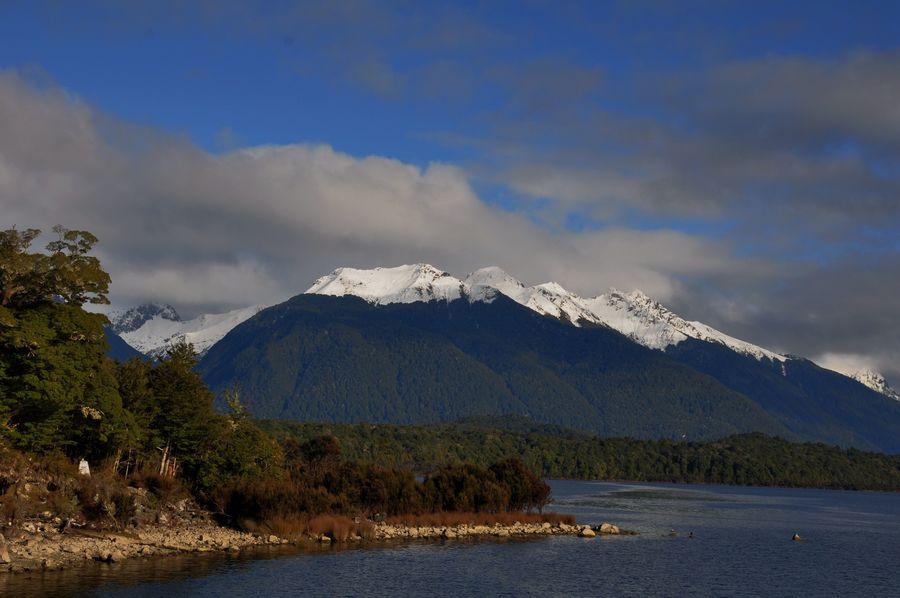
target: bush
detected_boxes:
[129,470,184,503]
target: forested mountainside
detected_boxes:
[199,294,790,441]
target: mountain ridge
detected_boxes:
[112,262,898,401]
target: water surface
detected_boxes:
[5,481,899,597]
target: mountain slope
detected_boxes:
[103,327,145,362]
[199,294,788,441]
[664,339,900,451]
[848,369,899,401]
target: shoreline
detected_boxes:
[0,518,630,574]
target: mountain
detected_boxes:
[192,263,900,451]
[199,293,789,442]
[109,302,272,358]
[311,264,786,362]
[103,327,145,362]
[307,264,466,304]
[664,339,900,451]
[109,302,180,334]
[307,264,897,401]
[848,369,899,401]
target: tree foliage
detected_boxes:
[262,418,900,492]
[0,226,278,496]
[0,226,110,311]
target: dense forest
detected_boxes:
[198,293,789,441]
[262,417,900,491]
[0,226,552,535]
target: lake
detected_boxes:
[4,480,899,597]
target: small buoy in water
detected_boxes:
[792,533,801,541]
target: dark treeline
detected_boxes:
[261,418,900,491]
[0,226,553,532]
[217,437,550,531]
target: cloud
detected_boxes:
[488,50,900,245]
[0,71,735,316]
[672,255,900,381]
[815,353,880,378]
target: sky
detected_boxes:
[0,1,898,379]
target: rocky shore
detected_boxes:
[372,520,632,540]
[0,519,288,574]
[0,518,631,574]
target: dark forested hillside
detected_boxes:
[103,327,145,362]
[664,339,900,452]
[198,293,900,453]
[199,294,789,441]
[261,418,900,491]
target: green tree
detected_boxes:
[0,226,124,458]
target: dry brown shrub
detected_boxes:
[308,514,355,540]
[255,513,375,541]
[259,515,309,538]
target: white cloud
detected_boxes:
[0,70,735,315]
[815,353,880,378]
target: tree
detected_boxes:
[0,301,128,458]
[0,226,109,312]
[0,226,121,457]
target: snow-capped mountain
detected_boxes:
[306,264,786,363]
[306,264,466,305]
[109,303,180,334]
[848,369,900,401]
[116,262,897,403]
[110,302,272,358]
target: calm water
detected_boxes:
[4,481,899,597]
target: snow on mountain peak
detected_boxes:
[113,303,272,358]
[110,303,181,334]
[464,267,531,305]
[305,264,466,305]
[851,369,900,401]
[464,267,525,294]
[304,263,787,362]
[583,290,786,362]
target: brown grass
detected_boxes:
[384,511,576,527]
[242,513,376,541]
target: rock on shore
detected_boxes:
[0,522,287,574]
[372,520,631,540]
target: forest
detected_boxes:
[262,418,900,491]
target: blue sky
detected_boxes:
[1,1,899,376]
[4,2,896,161]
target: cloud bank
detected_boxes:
[0,70,732,312]
[0,53,897,379]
